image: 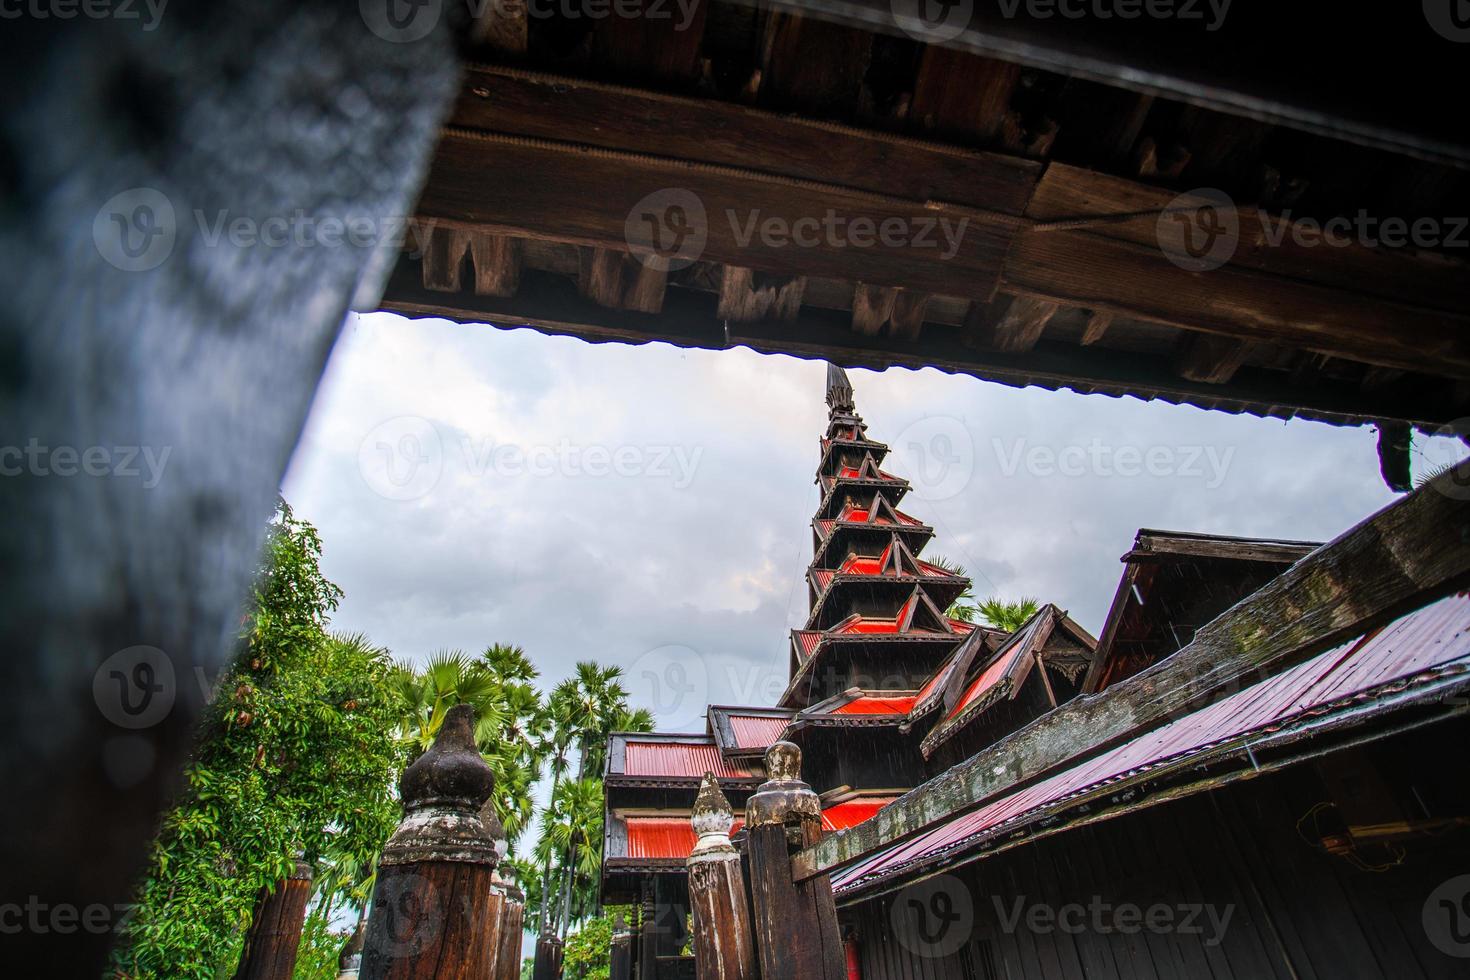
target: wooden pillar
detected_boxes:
[637,880,659,980]
[336,918,366,978]
[482,801,527,980]
[609,914,633,980]
[745,742,845,980]
[686,773,758,980]
[360,705,501,980]
[232,858,314,980]
[532,934,564,980]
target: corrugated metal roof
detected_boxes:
[729,714,791,749]
[833,695,918,715]
[835,593,1470,894]
[622,740,755,779]
[793,630,823,657]
[624,816,747,859]
[822,797,900,831]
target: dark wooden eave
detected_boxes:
[380,4,1470,431]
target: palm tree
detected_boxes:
[976,596,1041,632]
[926,554,979,623]
[535,778,606,933]
[391,650,507,756]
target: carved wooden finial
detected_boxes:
[690,771,737,860]
[746,741,821,828]
[380,703,498,867]
[825,362,855,413]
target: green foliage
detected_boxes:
[562,909,628,980]
[110,501,405,979]
[976,596,1042,633]
[926,554,979,622]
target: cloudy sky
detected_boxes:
[282,311,1464,733]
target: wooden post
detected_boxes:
[359,704,501,980]
[232,858,314,980]
[532,934,564,980]
[609,914,632,980]
[336,918,366,978]
[686,773,758,980]
[482,800,526,980]
[637,881,658,980]
[745,742,845,980]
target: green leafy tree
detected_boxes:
[562,909,630,980]
[976,596,1042,632]
[111,502,405,980]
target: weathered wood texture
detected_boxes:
[361,706,502,980]
[381,264,1465,429]
[532,934,563,980]
[610,924,632,980]
[845,740,1470,979]
[232,862,313,980]
[493,899,524,980]
[745,744,846,979]
[796,461,1470,879]
[419,132,1018,301]
[687,774,758,980]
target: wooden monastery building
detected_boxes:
[599,367,1470,980]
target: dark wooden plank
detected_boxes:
[449,65,1042,216]
[758,12,872,116]
[1023,165,1470,314]
[717,266,806,322]
[852,283,897,336]
[420,131,1017,301]
[381,262,1470,429]
[714,0,1470,166]
[1175,333,1253,385]
[989,296,1058,353]
[591,0,710,84]
[1004,228,1470,379]
[795,463,1470,879]
[909,48,1019,146]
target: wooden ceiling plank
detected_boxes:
[1079,310,1113,346]
[1174,332,1253,385]
[717,266,807,322]
[851,283,897,336]
[419,132,1018,301]
[450,65,1042,215]
[909,47,1019,146]
[990,296,1058,353]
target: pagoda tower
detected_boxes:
[600,364,1098,975]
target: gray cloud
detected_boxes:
[283,312,1458,729]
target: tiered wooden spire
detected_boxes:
[781,367,975,711]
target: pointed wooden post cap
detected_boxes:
[380,703,499,867]
[690,771,737,861]
[746,741,821,828]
